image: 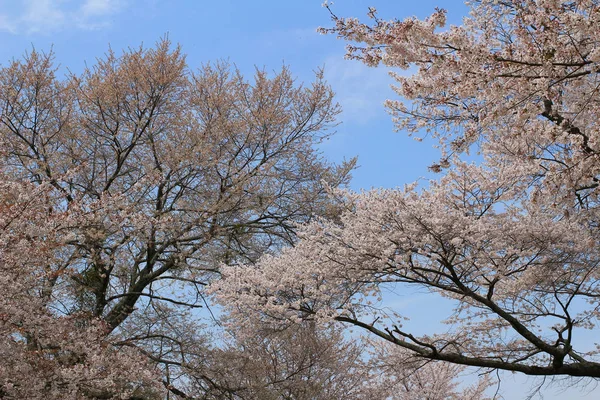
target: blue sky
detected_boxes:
[1,1,598,398]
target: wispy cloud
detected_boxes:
[0,0,124,34]
[323,54,397,125]
[21,0,66,33]
[80,0,116,17]
[0,12,18,34]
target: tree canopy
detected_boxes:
[4,0,600,398]
[0,39,356,398]
[215,0,600,385]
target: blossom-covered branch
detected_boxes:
[214,0,600,386]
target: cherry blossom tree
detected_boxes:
[0,39,356,397]
[367,341,492,400]
[176,323,373,399]
[214,0,600,385]
[0,177,161,399]
[165,317,491,400]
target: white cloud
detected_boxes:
[323,54,397,125]
[74,0,123,30]
[21,0,66,33]
[80,0,116,17]
[0,13,17,34]
[0,0,123,34]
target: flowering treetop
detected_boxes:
[213,0,600,383]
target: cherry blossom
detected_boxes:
[215,0,600,385]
